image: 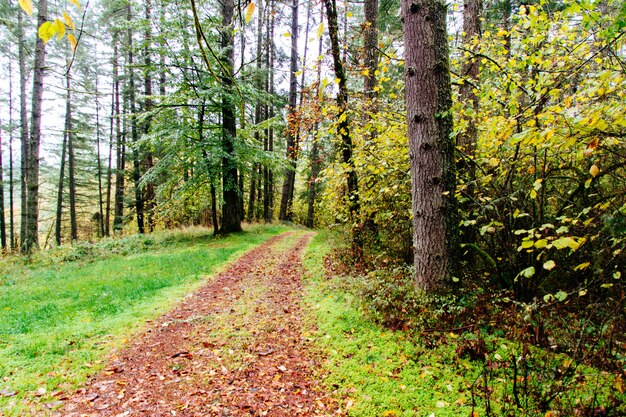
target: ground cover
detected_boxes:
[302,230,626,417]
[0,224,287,415]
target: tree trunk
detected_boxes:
[263,0,276,223]
[66,72,78,242]
[18,8,29,250]
[403,0,459,291]
[306,4,325,229]
[144,0,156,232]
[8,57,15,251]
[127,2,145,234]
[219,0,242,233]
[95,63,106,238]
[279,0,300,221]
[324,0,361,249]
[0,122,6,250]
[363,0,378,102]
[55,128,68,246]
[113,34,126,234]
[23,0,49,253]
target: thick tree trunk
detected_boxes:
[219,0,242,233]
[18,9,29,250]
[324,0,361,250]
[363,0,378,101]
[113,35,126,234]
[403,0,458,291]
[55,130,68,246]
[23,0,49,253]
[279,0,300,221]
[105,77,115,237]
[66,73,78,242]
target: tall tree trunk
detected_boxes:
[263,0,276,223]
[8,57,15,251]
[219,0,242,233]
[144,0,156,232]
[363,0,378,102]
[105,85,114,237]
[279,0,300,221]
[55,129,68,245]
[18,7,29,250]
[324,0,361,249]
[403,0,458,291]
[306,4,325,229]
[113,34,126,234]
[127,2,145,234]
[0,122,6,250]
[66,72,78,242]
[95,63,106,238]
[23,0,49,253]
[458,0,482,160]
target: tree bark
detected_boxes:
[144,0,156,232]
[8,57,15,251]
[219,0,242,233]
[55,127,68,246]
[18,8,29,250]
[66,72,78,242]
[113,33,126,234]
[0,122,6,250]
[403,0,459,291]
[23,0,49,253]
[127,1,145,234]
[95,64,106,238]
[363,0,378,102]
[279,0,300,221]
[263,0,276,223]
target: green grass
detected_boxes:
[302,231,626,417]
[0,224,287,415]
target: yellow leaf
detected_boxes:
[68,33,78,52]
[70,0,81,10]
[317,22,324,39]
[545,411,555,417]
[245,2,255,24]
[54,19,66,40]
[283,32,291,37]
[38,21,55,43]
[63,11,75,30]
[589,164,599,177]
[573,262,590,271]
[18,0,33,16]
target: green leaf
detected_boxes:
[552,237,579,250]
[555,291,567,302]
[543,260,556,270]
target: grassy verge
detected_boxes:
[302,231,625,417]
[0,224,287,415]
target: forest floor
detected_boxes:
[62,231,340,416]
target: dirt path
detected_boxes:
[63,231,340,417]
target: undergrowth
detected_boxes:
[303,230,626,417]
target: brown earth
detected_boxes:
[62,231,341,417]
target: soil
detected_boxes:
[62,231,341,417]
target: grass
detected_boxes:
[0,224,287,416]
[302,230,626,417]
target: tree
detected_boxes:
[0,120,6,250]
[278,0,300,221]
[218,0,242,233]
[323,0,361,247]
[403,0,458,290]
[23,0,49,253]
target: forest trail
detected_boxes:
[63,231,340,417]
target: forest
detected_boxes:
[0,0,625,415]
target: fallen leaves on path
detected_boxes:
[62,232,341,417]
